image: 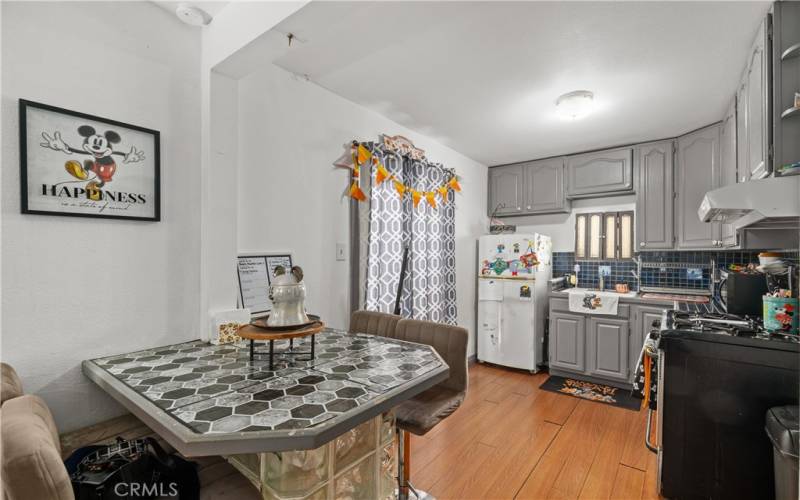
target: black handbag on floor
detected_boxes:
[65,437,199,500]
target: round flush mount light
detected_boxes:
[556,90,595,120]
[175,3,212,26]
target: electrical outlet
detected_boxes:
[336,243,346,261]
[599,265,611,277]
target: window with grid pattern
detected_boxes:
[575,211,634,261]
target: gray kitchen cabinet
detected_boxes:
[744,18,771,181]
[676,124,721,249]
[631,305,665,382]
[523,157,569,213]
[488,164,524,216]
[549,311,585,373]
[719,98,739,247]
[565,147,634,198]
[635,140,675,250]
[773,2,800,175]
[587,317,629,382]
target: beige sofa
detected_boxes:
[1,362,74,500]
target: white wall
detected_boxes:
[236,65,488,354]
[515,195,636,252]
[1,2,202,432]
[199,2,307,339]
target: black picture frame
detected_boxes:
[19,99,161,221]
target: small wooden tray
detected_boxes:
[238,321,325,341]
[250,314,320,331]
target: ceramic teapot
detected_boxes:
[267,265,310,327]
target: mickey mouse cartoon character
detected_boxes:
[39,125,145,188]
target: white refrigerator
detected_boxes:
[477,233,552,372]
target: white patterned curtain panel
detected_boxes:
[362,145,457,324]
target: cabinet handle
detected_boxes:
[527,205,531,210]
[640,242,646,247]
[517,206,521,211]
[741,176,747,182]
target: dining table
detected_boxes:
[82,327,448,499]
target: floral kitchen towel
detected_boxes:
[567,290,619,315]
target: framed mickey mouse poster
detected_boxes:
[19,99,160,221]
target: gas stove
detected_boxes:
[660,308,799,344]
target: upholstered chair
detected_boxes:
[392,319,469,499]
[348,309,401,338]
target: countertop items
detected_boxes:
[83,329,447,457]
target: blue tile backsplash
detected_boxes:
[552,250,798,291]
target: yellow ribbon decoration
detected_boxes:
[357,144,371,165]
[448,176,461,192]
[375,165,390,186]
[411,190,422,208]
[425,191,437,208]
[394,179,406,199]
[345,143,462,208]
[349,181,366,201]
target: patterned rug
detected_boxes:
[539,375,641,411]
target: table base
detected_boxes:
[226,412,397,500]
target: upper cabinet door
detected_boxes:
[565,147,634,198]
[736,81,749,183]
[676,124,721,249]
[523,157,569,213]
[744,18,771,181]
[719,98,739,248]
[488,165,524,216]
[635,141,675,250]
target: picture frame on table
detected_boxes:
[19,99,160,221]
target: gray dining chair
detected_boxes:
[391,319,469,499]
[348,309,401,338]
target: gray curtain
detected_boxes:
[359,144,457,324]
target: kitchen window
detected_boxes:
[575,211,634,260]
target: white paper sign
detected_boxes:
[236,254,292,316]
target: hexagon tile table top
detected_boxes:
[83,329,448,457]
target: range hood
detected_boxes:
[698,176,800,231]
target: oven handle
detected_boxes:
[645,407,659,453]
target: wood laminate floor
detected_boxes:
[62,362,660,499]
[408,362,661,500]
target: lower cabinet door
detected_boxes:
[549,312,585,373]
[588,317,629,382]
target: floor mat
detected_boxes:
[539,375,641,411]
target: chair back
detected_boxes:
[349,310,401,338]
[394,319,468,393]
[2,395,74,500]
[1,362,23,404]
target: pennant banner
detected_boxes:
[345,142,461,209]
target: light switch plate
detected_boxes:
[336,243,346,261]
[599,265,611,277]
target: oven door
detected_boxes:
[655,347,664,492]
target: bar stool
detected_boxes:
[391,319,468,500]
[349,309,401,338]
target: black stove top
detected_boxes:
[661,309,800,346]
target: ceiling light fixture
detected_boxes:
[175,3,212,26]
[556,90,595,120]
